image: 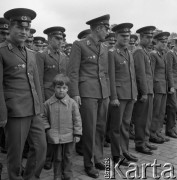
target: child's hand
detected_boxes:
[74,136,80,143]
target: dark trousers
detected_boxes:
[45,143,54,165]
[166,91,177,133]
[110,100,135,157]
[80,97,109,168]
[150,94,167,136]
[5,115,47,180]
[0,128,5,150]
[134,94,153,147]
[52,142,74,180]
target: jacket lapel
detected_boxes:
[11,46,27,63]
[86,36,99,56]
[116,48,129,61]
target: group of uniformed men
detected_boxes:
[0,7,177,180]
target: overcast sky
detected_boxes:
[0,0,177,42]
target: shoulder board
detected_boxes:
[151,50,157,53]
[169,50,173,53]
[60,51,67,56]
[0,42,8,48]
[102,42,108,47]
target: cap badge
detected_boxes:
[21,16,28,21]
[4,24,8,28]
[124,28,129,32]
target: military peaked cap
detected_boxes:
[43,26,65,38]
[112,23,133,33]
[136,26,156,35]
[77,29,91,39]
[153,32,170,40]
[0,18,9,30]
[86,14,110,27]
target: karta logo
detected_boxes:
[104,158,177,179]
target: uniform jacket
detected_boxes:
[133,46,153,96]
[68,35,110,99]
[166,49,177,89]
[36,46,68,101]
[108,47,137,100]
[0,41,43,126]
[42,94,82,144]
[150,50,167,94]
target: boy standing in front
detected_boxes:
[42,74,82,180]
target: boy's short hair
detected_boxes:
[53,74,70,87]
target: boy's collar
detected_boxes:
[50,94,69,105]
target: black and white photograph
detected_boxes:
[0,0,177,179]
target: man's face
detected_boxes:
[157,39,168,51]
[54,84,68,99]
[25,37,33,49]
[117,33,130,47]
[50,36,63,50]
[34,44,43,52]
[141,34,153,46]
[9,24,30,44]
[0,30,9,43]
[98,25,109,41]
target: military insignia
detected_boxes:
[117,49,120,54]
[7,43,13,50]
[120,61,126,65]
[53,65,55,68]
[123,28,129,32]
[4,24,8,28]
[86,40,91,46]
[93,55,96,59]
[21,64,26,68]
[21,16,28,21]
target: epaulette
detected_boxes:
[0,41,8,48]
[151,50,157,54]
[102,42,108,47]
[109,47,115,52]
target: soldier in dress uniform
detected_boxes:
[25,28,36,50]
[33,36,45,53]
[109,23,138,165]
[68,14,110,178]
[128,34,138,53]
[149,32,170,143]
[166,37,177,138]
[75,28,91,156]
[36,26,68,170]
[133,26,158,155]
[0,18,9,43]
[0,8,47,180]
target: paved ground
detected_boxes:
[1,131,177,180]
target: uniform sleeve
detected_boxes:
[33,56,44,113]
[166,52,174,88]
[35,52,45,101]
[72,100,82,136]
[108,51,118,100]
[42,101,50,129]
[0,54,7,127]
[68,41,81,97]
[133,50,148,95]
[150,53,156,78]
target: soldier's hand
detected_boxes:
[110,99,120,106]
[140,95,148,102]
[74,136,80,143]
[169,87,175,94]
[73,96,81,106]
[0,120,7,128]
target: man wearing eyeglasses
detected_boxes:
[68,14,110,178]
[36,26,68,170]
